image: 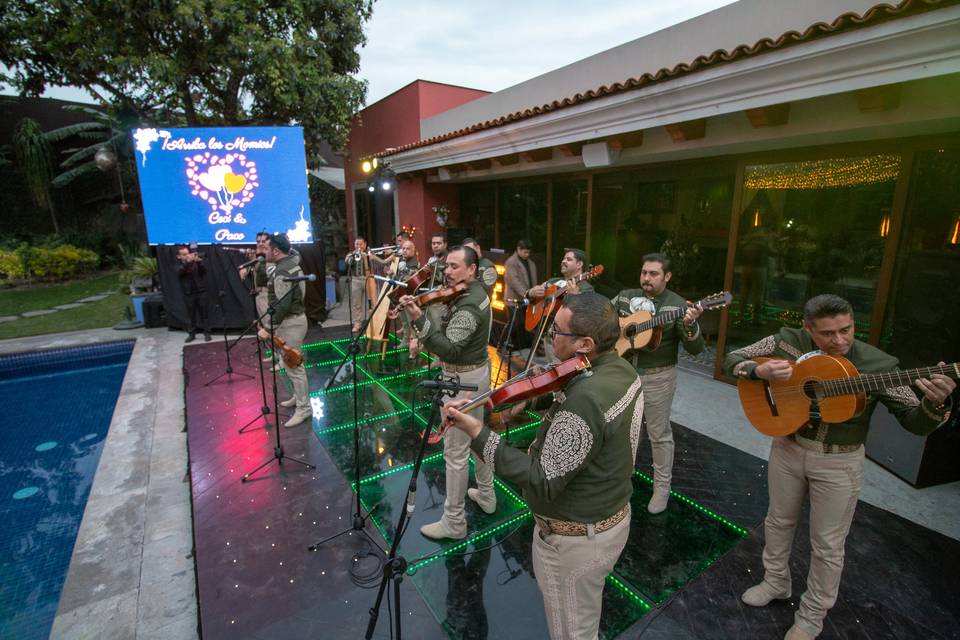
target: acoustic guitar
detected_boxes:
[738,355,960,436]
[615,291,732,355]
[524,265,604,331]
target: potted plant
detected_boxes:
[120,255,158,322]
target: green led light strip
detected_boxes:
[303,348,410,370]
[355,451,446,487]
[406,511,533,573]
[606,574,654,611]
[633,470,748,536]
[314,403,431,436]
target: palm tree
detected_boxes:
[44,105,131,189]
[12,118,60,233]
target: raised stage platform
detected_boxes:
[183,326,960,639]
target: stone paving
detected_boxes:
[1,289,118,323]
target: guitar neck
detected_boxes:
[631,308,683,332]
[821,362,960,397]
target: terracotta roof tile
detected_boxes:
[375,0,955,161]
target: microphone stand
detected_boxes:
[203,274,255,386]
[307,273,395,551]
[233,292,290,434]
[241,282,316,481]
[364,379,465,640]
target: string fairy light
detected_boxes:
[745,155,901,190]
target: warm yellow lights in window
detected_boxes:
[880,214,891,238]
[745,155,901,190]
[491,264,506,311]
[950,217,960,245]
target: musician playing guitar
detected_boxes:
[523,248,594,361]
[612,252,703,514]
[392,245,495,540]
[724,294,954,640]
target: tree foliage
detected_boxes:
[0,0,374,159]
[12,117,59,233]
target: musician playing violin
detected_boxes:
[387,239,421,358]
[444,292,643,640]
[725,294,954,640]
[612,252,703,514]
[256,233,312,428]
[392,245,494,541]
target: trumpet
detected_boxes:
[350,244,398,261]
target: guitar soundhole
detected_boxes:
[801,379,823,400]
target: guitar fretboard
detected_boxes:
[821,363,960,397]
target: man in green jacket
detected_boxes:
[725,294,954,640]
[257,233,312,428]
[445,292,642,640]
[612,252,703,514]
[394,245,494,540]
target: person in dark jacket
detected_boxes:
[177,244,211,342]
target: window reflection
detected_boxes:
[725,154,900,357]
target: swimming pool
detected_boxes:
[0,340,134,640]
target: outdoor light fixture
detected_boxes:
[361,159,372,173]
[368,183,375,193]
[381,180,391,192]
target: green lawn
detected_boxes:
[0,271,132,340]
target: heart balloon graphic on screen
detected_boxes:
[185,153,258,215]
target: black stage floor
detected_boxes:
[183,326,960,639]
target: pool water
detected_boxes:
[0,341,134,640]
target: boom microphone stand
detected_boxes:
[241,284,315,481]
[308,275,400,551]
[364,377,476,639]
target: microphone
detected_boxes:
[237,255,264,269]
[420,378,479,392]
[282,273,317,282]
[373,274,407,287]
[406,488,416,515]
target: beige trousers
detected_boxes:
[276,313,309,411]
[532,507,631,640]
[762,436,864,637]
[440,363,493,534]
[255,288,268,320]
[638,366,678,490]
[349,276,367,327]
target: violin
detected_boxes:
[388,264,434,305]
[414,282,468,307]
[271,335,304,368]
[422,353,591,444]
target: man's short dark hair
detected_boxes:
[450,245,478,269]
[642,252,671,273]
[256,230,270,240]
[565,248,587,266]
[431,234,446,242]
[269,233,291,254]
[462,237,477,246]
[396,231,410,241]
[564,292,621,353]
[517,238,533,251]
[803,294,853,322]
[355,235,366,243]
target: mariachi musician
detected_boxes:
[392,245,494,541]
[612,252,703,515]
[443,292,643,640]
[725,293,954,640]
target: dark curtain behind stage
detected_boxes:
[157,244,326,331]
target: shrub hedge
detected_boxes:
[0,243,100,282]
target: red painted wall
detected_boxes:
[344,80,488,259]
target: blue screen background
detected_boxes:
[132,126,312,245]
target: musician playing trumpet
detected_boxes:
[725,294,954,640]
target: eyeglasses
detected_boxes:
[548,323,582,339]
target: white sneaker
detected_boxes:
[283,408,313,428]
[647,486,671,514]
[280,397,297,408]
[741,581,792,607]
[467,488,497,514]
[420,519,466,540]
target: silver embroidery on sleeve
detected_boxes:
[540,411,593,480]
[730,335,777,360]
[883,385,920,408]
[629,391,645,460]
[777,340,803,359]
[445,310,478,344]
[483,432,501,466]
[604,376,643,423]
